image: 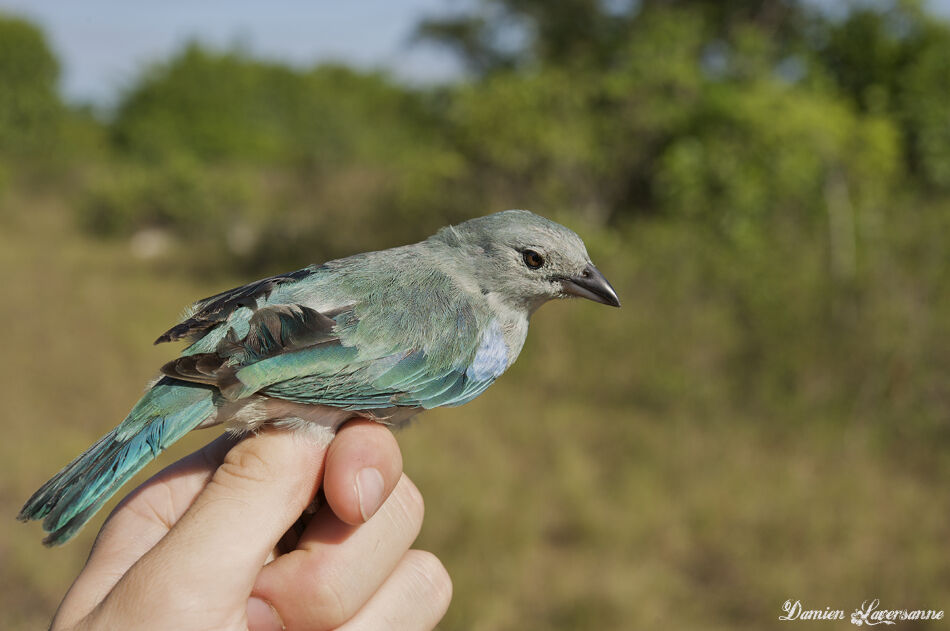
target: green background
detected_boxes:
[2,1,949,628]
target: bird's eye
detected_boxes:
[522,249,544,269]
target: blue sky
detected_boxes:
[2,1,949,105]
[0,0,462,104]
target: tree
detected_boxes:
[817,1,950,191]
[0,14,62,156]
[416,0,814,74]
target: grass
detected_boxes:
[2,195,949,630]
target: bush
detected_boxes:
[0,15,62,158]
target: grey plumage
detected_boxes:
[20,209,620,544]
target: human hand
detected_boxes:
[49,420,452,630]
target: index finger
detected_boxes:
[57,420,403,628]
[54,432,239,627]
[62,429,325,630]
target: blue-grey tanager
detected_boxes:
[19,210,620,545]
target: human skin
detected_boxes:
[49,420,452,631]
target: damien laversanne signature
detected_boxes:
[780,599,945,625]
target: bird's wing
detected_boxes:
[154,266,506,410]
[260,320,506,411]
[155,267,318,344]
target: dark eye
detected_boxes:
[522,249,544,269]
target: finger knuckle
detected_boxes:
[217,445,274,487]
[300,571,349,630]
[405,550,453,611]
[389,475,425,535]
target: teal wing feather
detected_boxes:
[155,267,318,344]
[261,350,497,410]
[17,378,216,545]
[156,260,507,412]
[21,259,510,546]
[263,317,509,410]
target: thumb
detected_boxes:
[109,430,327,614]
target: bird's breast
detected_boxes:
[466,320,510,381]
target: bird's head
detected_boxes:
[432,209,621,313]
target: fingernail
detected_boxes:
[247,596,284,631]
[356,467,385,521]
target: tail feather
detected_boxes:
[18,378,217,546]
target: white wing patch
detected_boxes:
[466,320,509,382]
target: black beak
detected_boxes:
[561,264,621,307]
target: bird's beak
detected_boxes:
[561,264,621,307]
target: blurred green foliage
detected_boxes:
[79,45,467,266]
[0,15,60,158]
[8,0,937,267]
[819,2,950,190]
[2,1,950,629]
[0,16,107,189]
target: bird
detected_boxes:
[19,209,620,545]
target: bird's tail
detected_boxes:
[18,377,218,546]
